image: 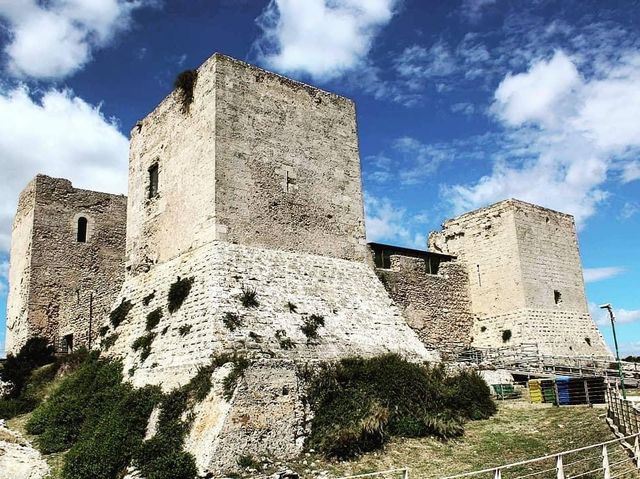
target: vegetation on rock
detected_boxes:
[306,354,496,458]
[110,299,133,328]
[146,308,163,331]
[168,276,194,313]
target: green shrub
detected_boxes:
[301,314,325,342]
[223,312,243,331]
[62,385,162,479]
[306,354,495,458]
[0,337,55,399]
[502,329,512,342]
[146,308,163,331]
[110,299,133,328]
[27,352,123,453]
[248,331,262,342]
[142,290,156,306]
[100,333,118,350]
[174,69,198,113]
[286,302,298,313]
[237,454,262,470]
[98,326,110,337]
[222,357,249,400]
[178,325,192,336]
[239,286,259,308]
[132,333,156,362]
[275,330,295,350]
[168,277,194,313]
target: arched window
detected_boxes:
[77,217,88,242]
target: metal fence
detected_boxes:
[607,387,640,444]
[439,433,640,479]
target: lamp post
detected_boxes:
[600,303,626,399]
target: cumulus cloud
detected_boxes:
[446,50,640,226]
[364,194,426,249]
[0,0,153,79]
[254,0,398,81]
[0,86,128,253]
[591,303,640,326]
[583,267,625,283]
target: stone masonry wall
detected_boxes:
[5,179,37,354]
[473,309,610,357]
[101,240,436,391]
[5,175,126,354]
[429,199,610,357]
[376,254,474,347]
[126,53,367,275]
[214,55,367,261]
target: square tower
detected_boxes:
[126,54,367,274]
[429,199,610,357]
[5,175,126,354]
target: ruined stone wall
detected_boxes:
[101,240,436,391]
[472,309,609,357]
[375,253,474,347]
[512,202,589,313]
[5,179,37,354]
[5,175,126,353]
[126,55,219,274]
[213,55,367,261]
[126,54,367,274]
[429,199,610,357]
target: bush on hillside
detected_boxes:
[1,337,55,399]
[168,277,194,313]
[306,354,496,458]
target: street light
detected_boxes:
[600,303,626,399]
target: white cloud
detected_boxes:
[492,51,581,128]
[620,202,639,220]
[583,267,625,283]
[590,302,640,326]
[0,86,128,253]
[254,0,398,81]
[446,50,640,226]
[460,0,497,23]
[622,161,640,183]
[364,194,427,249]
[0,0,153,80]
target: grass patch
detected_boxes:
[146,308,163,331]
[132,333,156,363]
[502,329,512,343]
[98,326,109,337]
[174,69,198,113]
[275,329,295,350]
[142,290,156,306]
[223,312,243,331]
[239,286,259,308]
[110,299,133,328]
[306,354,495,459]
[100,333,118,350]
[286,302,298,313]
[300,314,325,342]
[178,325,192,337]
[168,276,194,313]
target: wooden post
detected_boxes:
[584,379,591,407]
[603,444,611,479]
[493,468,502,479]
[556,455,565,479]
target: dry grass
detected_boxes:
[290,400,614,479]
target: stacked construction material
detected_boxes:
[529,379,543,403]
[527,377,607,405]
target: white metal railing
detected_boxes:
[439,433,640,479]
[337,468,409,479]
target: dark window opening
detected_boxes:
[77,217,88,242]
[62,334,73,353]
[424,256,441,275]
[374,249,391,269]
[148,163,159,199]
[554,290,562,305]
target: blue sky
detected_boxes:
[0,0,638,356]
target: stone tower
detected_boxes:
[126,53,367,274]
[429,199,610,357]
[5,175,126,355]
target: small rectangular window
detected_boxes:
[148,163,159,199]
[554,290,562,305]
[374,249,391,269]
[63,334,73,353]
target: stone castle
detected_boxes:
[4,53,611,471]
